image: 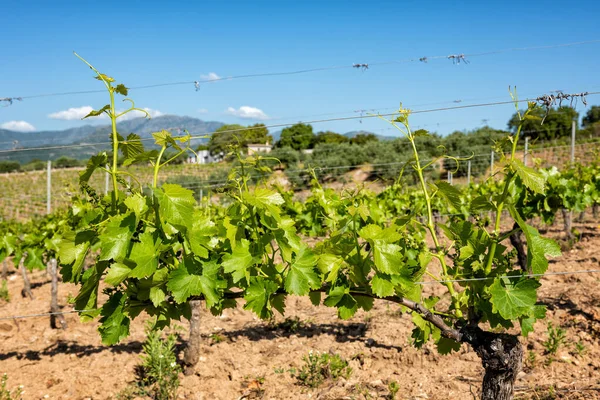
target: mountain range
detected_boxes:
[0,115,392,163]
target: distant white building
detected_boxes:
[247,143,272,155]
[187,150,216,164]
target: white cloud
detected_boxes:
[48,106,94,120]
[201,72,221,81]
[0,120,36,132]
[48,106,163,121]
[198,108,209,114]
[226,106,269,120]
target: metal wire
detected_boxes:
[3,39,598,101]
[1,91,599,156]
[1,269,598,321]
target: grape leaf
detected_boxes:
[489,278,540,320]
[105,262,132,286]
[284,246,320,295]
[167,258,221,306]
[98,292,130,345]
[243,277,280,319]
[155,184,195,230]
[129,231,158,279]
[99,213,136,261]
[222,239,255,284]
[511,159,546,194]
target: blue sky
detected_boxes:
[1,0,600,138]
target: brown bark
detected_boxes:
[508,223,528,273]
[49,259,67,330]
[183,299,203,375]
[593,204,599,219]
[19,256,33,299]
[461,326,523,400]
[562,209,574,240]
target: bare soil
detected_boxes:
[1,218,599,400]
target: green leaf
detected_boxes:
[511,159,546,194]
[188,213,218,259]
[435,181,463,211]
[222,239,255,284]
[508,204,561,274]
[167,258,221,306]
[118,133,144,162]
[489,278,540,320]
[24,248,45,270]
[83,104,110,119]
[80,153,108,184]
[99,213,136,261]
[115,83,129,96]
[317,253,344,283]
[98,292,130,345]
[149,286,166,307]
[58,229,94,281]
[242,188,284,220]
[470,195,494,213]
[105,262,132,286]
[372,242,403,275]
[152,130,179,148]
[155,184,196,230]
[95,73,115,83]
[124,193,148,218]
[436,337,461,355]
[243,277,280,319]
[309,291,321,306]
[519,305,546,337]
[129,231,158,279]
[323,286,358,319]
[371,273,395,297]
[284,247,320,295]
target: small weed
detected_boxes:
[117,326,181,400]
[0,373,23,400]
[0,280,9,302]
[387,381,400,399]
[525,350,537,370]
[210,333,225,344]
[273,367,285,374]
[542,322,567,355]
[294,351,352,388]
[573,340,587,357]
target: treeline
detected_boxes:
[0,156,85,173]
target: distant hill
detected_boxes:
[0,117,400,164]
[0,115,223,163]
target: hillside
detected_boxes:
[0,115,224,163]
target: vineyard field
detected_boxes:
[1,214,599,400]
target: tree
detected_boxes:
[350,133,378,145]
[507,106,578,141]
[312,131,348,146]
[582,105,600,127]
[277,123,314,150]
[208,124,272,155]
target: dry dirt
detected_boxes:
[1,218,600,400]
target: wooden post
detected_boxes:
[49,258,67,330]
[183,299,203,375]
[20,256,33,299]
